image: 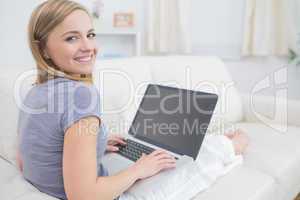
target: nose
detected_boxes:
[80,37,95,51]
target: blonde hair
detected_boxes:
[28,0,93,84]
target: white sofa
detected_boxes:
[0,56,300,200]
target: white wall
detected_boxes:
[190,0,246,59]
[0,0,246,68]
[0,0,145,67]
[0,0,44,69]
[92,0,146,57]
[93,0,143,32]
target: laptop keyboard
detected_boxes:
[117,139,155,162]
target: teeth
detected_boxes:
[75,56,92,62]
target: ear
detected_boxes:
[43,49,50,59]
[40,40,52,58]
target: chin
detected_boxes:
[82,64,94,74]
[71,63,94,75]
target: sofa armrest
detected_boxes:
[241,93,300,128]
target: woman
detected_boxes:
[17,0,249,200]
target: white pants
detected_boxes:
[120,135,243,200]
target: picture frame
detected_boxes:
[113,12,135,28]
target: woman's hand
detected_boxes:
[106,134,127,152]
[132,149,176,180]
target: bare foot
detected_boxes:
[225,129,249,155]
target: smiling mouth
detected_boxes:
[74,55,93,63]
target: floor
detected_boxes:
[224,57,300,100]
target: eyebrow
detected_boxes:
[61,28,95,37]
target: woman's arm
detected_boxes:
[63,116,176,200]
[16,151,23,172]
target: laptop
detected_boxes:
[102,84,218,177]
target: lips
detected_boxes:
[74,55,93,63]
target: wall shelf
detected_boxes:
[95,30,141,59]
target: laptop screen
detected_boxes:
[128,84,218,160]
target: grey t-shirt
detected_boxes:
[18,77,108,200]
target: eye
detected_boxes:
[65,36,78,42]
[87,32,96,39]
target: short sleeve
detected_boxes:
[61,83,101,133]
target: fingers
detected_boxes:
[154,153,176,161]
[158,162,176,171]
[157,159,176,168]
[135,151,176,179]
[140,150,175,161]
[106,145,119,152]
[150,149,169,156]
[148,149,176,162]
[108,135,127,145]
[114,137,127,145]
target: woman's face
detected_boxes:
[44,10,97,75]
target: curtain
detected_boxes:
[146,0,191,54]
[294,0,300,55]
[242,0,297,56]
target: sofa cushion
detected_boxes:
[149,56,244,134]
[193,166,279,200]
[236,122,300,200]
[0,68,36,165]
[0,92,18,165]
[0,158,58,200]
[94,58,154,135]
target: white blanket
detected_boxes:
[119,135,243,200]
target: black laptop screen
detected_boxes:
[128,84,218,160]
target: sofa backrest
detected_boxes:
[93,57,153,135]
[94,56,244,135]
[143,56,244,133]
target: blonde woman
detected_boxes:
[17,0,249,200]
[17,0,177,199]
